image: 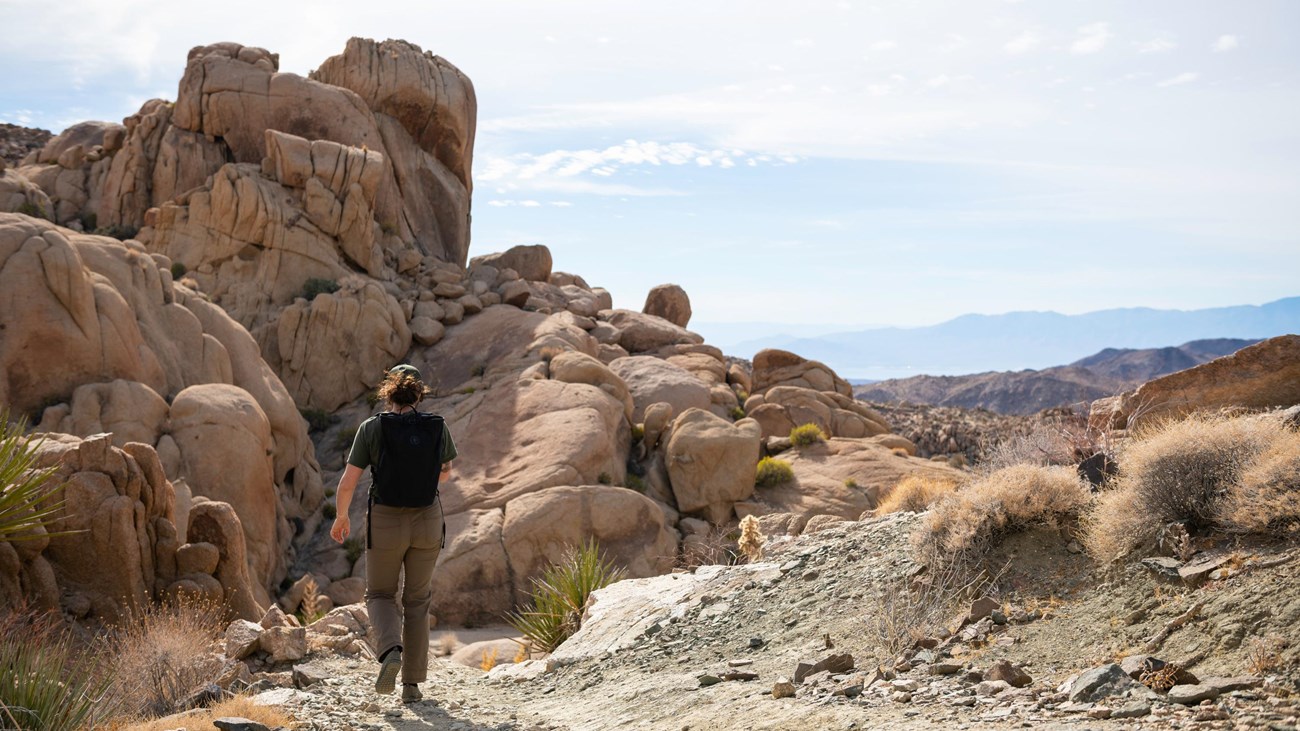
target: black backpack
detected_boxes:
[372,411,445,507]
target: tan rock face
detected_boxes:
[430,509,511,627]
[642,283,692,328]
[0,213,322,596]
[471,244,552,283]
[187,499,264,621]
[1089,335,1300,430]
[0,169,54,218]
[664,409,763,524]
[501,485,678,599]
[605,309,704,353]
[748,386,890,440]
[754,438,962,520]
[610,356,712,424]
[752,348,852,397]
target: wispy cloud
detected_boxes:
[1156,72,1199,87]
[1213,34,1239,52]
[1071,22,1113,55]
[1135,37,1177,54]
[1003,31,1041,55]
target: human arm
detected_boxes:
[330,464,363,543]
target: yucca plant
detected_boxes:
[0,411,63,542]
[506,539,626,654]
[0,611,119,730]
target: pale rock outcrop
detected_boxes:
[439,378,629,515]
[1089,335,1300,430]
[502,486,678,599]
[642,283,692,328]
[0,214,322,595]
[604,309,704,353]
[470,244,552,283]
[664,409,763,523]
[548,351,635,422]
[745,386,890,440]
[170,384,282,593]
[0,169,53,218]
[610,356,713,423]
[187,499,264,621]
[751,348,852,397]
[429,509,511,627]
[749,438,962,521]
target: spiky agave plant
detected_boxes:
[506,539,626,654]
[0,611,119,730]
[0,411,63,542]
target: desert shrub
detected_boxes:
[730,406,746,421]
[299,277,340,300]
[343,537,364,565]
[169,261,186,279]
[0,610,120,730]
[1084,414,1300,560]
[875,473,961,515]
[917,464,1090,558]
[0,411,63,542]
[506,539,626,653]
[105,597,226,719]
[630,424,645,443]
[297,576,326,625]
[94,224,139,240]
[737,515,765,562]
[789,423,826,448]
[981,423,1076,471]
[299,408,337,433]
[15,201,48,220]
[844,478,860,489]
[755,457,794,487]
[322,502,337,520]
[680,525,741,569]
[869,560,990,660]
[334,426,358,453]
[622,474,646,492]
[597,471,612,485]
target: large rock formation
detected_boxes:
[1089,335,1300,430]
[1,213,322,598]
[1,433,261,622]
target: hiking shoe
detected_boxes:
[376,649,402,695]
[401,683,423,703]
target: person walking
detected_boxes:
[331,364,456,702]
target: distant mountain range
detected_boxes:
[718,297,1300,379]
[854,338,1258,415]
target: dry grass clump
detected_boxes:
[1083,413,1299,561]
[869,560,990,659]
[105,596,227,719]
[875,473,962,515]
[789,423,826,448]
[917,464,1091,558]
[115,695,293,731]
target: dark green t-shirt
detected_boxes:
[347,413,458,471]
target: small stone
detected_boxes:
[929,663,962,676]
[892,679,920,692]
[1167,683,1221,705]
[697,674,722,687]
[976,680,1011,697]
[213,718,272,731]
[772,680,796,699]
[1111,702,1152,719]
[225,620,263,660]
[749,637,765,649]
[986,660,1032,688]
[802,569,820,581]
[891,691,912,703]
[1087,707,1113,719]
[968,597,1000,622]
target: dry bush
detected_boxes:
[916,464,1091,558]
[875,473,961,515]
[737,514,765,562]
[105,597,227,719]
[437,633,457,657]
[679,525,741,569]
[1246,634,1289,675]
[869,560,991,660]
[1216,430,1300,535]
[480,647,499,671]
[981,423,1076,472]
[1083,413,1295,561]
[116,695,293,731]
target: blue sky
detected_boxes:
[2,0,1297,332]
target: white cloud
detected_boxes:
[927,74,951,88]
[1003,31,1041,55]
[1071,22,1113,55]
[1156,72,1199,87]
[868,40,897,51]
[1213,35,1239,52]
[1136,37,1177,54]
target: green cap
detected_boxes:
[388,364,422,381]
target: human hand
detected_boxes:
[330,513,350,543]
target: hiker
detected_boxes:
[330,364,457,703]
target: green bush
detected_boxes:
[597,472,612,486]
[0,611,119,729]
[755,457,794,487]
[15,201,48,220]
[630,424,645,443]
[730,406,746,421]
[170,261,187,279]
[299,408,338,433]
[0,411,63,542]
[300,277,340,300]
[506,539,626,653]
[623,474,646,492]
[344,537,364,565]
[78,212,97,231]
[789,423,827,448]
[333,427,358,453]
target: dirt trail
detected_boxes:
[273,514,1300,731]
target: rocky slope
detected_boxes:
[856,338,1257,415]
[0,123,51,167]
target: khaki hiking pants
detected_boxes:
[366,501,444,684]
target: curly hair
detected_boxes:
[376,372,430,407]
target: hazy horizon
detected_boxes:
[4,0,1297,327]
